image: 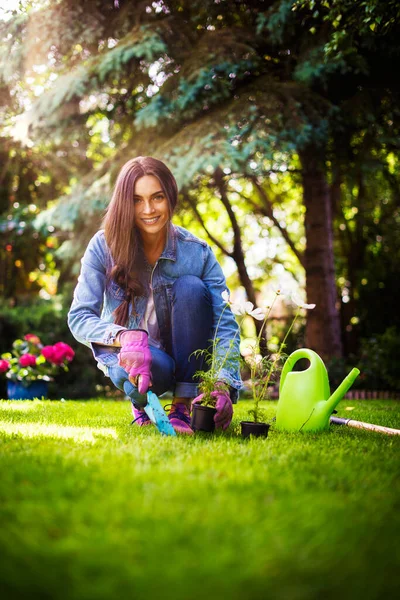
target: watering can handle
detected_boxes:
[279,349,320,393]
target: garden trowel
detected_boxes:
[144,390,176,436]
[123,381,176,436]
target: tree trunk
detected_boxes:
[300,148,342,360]
[214,168,268,352]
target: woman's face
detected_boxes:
[133,175,170,241]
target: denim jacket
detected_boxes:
[68,223,242,391]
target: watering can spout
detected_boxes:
[325,368,360,414]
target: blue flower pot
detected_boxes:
[7,380,49,400]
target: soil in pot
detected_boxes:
[241,421,270,439]
[191,403,217,432]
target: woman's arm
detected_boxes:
[68,232,127,348]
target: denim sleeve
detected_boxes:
[202,244,242,394]
[68,232,126,348]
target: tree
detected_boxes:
[2,0,400,361]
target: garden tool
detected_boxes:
[144,390,176,436]
[330,416,400,436]
[275,348,360,432]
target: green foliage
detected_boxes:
[294,44,359,83]
[333,148,400,356]
[256,1,296,43]
[98,27,167,78]
[136,58,258,129]
[29,26,167,128]
[358,327,400,391]
[193,340,239,407]
[327,325,400,392]
[0,299,106,399]
[193,352,229,407]
[0,204,53,299]
[0,399,399,599]
[1,0,400,367]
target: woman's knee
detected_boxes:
[172,275,210,304]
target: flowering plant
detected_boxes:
[192,286,316,415]
[0,334,75,385]
[235,287,316,423]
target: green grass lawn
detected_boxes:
[0,398,399,600]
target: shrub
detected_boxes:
[327,326,400,392]
[0,298,107,399]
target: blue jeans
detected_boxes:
[108,276,213,407]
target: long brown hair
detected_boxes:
[103,156,178,326]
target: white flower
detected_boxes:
[250,307,267,320]
[245,353,263,367]
[274,281,292,296]
[230,300,266,320]
[291,292,316,310]
[221,290,230,303]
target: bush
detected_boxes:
[327,326,400,392]
[0,298,107,399]
[357,327,400,391]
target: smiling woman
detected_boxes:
[133,175,170,261]
[68,156,242,436]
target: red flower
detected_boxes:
[19,354,37,368]
[0,359,10,373]
[24,334,41,345]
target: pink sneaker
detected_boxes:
[131,405,152,427]
[166,403,194,435]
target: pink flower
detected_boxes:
[51,349,66,365]
[19,353,37,368]
[24,334,41,345]
[0,359,10,373]
[53,342,75,362]
[41,346,55,362]
[41,343,75,365]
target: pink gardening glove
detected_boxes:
[192,383,233,430]
[118,330,152,394]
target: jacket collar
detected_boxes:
[137,222,177,265]
[159,222,177,261]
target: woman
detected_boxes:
[68,156,242,434]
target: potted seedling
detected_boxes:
[191,341,240,432]
[191,291,250,432]
[240,291,316,438]
[190,369,222,433]
[240,352,272,438]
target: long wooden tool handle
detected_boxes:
[330,416,400,436]
[347,419,400,436]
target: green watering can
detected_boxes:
[275,349,360,432]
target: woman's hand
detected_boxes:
[118,330,152,394]
[192,382,233,430]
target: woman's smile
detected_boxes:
[133,175,170,242]
[141,216,161,225]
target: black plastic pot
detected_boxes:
[241,421,270,439]
[191,403,217,432]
